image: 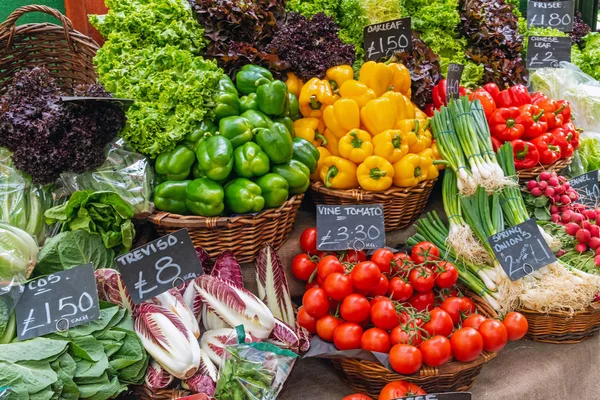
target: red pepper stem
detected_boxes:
[548,145,560,152]
[533,110,544,122]
[505,118,516,128]
[516,145,529,160]
[554,104,566,115]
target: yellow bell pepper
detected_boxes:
[415,108,428,120]
[396,119,432,153]
[357,156,394,191]
[372,129,411,163]
[417,150,439,180]
[359,61,394,97]
[339,80,377,109]
[294,118,327,147]
[389,63,411,97]
[320,156,359,189]
[361,97,396,135]
[338,129,373,164]
[323,98,360,138]
[326,65,354,92]
[430,142,445,170]
[311,147,332,181]
[393,153,429,187]
[285,72,304,98]
[323,129,340,156]
[381,92,415,121]
[299,78,338,118]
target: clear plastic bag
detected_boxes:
[215,326,297,400]
[59,139,154,218]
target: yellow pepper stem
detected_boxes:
[414,166,422,178]
[433,160,449,166]
[315,132,328,146]
[423,119,431,131]
[370,167,387,180]
[325,166,338,188]
[413,119,420,135]
[351,132,363,149]
[392,134,402,149]
[310,95,322,110]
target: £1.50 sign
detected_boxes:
[363,18,411,61]
[116,229,204,304]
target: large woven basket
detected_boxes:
[0,5,99,93]
[519,304,600,344]
[332,292,497,397]
[310,180,436,231]
[516,157,573,181]
[148,194,304,263]
[132,386,190,400]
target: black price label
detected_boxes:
[570,170,600,207]
[116,229,204,304]
[446,63,464,101]
[15,264,100,340]
[527,0,575,32]
[394,393,472,400]
[526,36,571,69]
[316,204,385,251]
[363,18,412,61]
[488,219,557,281]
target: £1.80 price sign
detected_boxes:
[316,204,385,251]
[363,18,411,61]
[527,0,575,32]
[15,264,100,340]
[116,229,204,304]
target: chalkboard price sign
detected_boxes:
[15,264,100,341]
[488,219,557,281]
[446,63,464,101]
[363,18,411,61]
[526,0,575,32]
[316,204,385,251]
[569,170,600,207]
[393,393,472,400]
[116,229,204,304]
[526,36,571,69]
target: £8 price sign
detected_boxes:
[15,264,100,340]
[116,229,204,304]
[316,204,385,251]
[363,18,412,61]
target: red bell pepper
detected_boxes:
[530,91,548,104]
[531,133,562,165]
[469,88,497,119]
[552,134,574,159]
[489,107,525,141]
[491,136,502,153]
[431,79,466,110]
[519,104,548,140]
[495,85,532,108]
[424,103,435,117]
[552,122,580,151]
[532,97,564,129]
[510,139,540,169]
[556,100,571,123]
[483,83,501,103]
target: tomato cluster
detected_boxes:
[343,380,426,400]
[294,229,529,375]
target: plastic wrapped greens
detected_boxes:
[59,139,154,217]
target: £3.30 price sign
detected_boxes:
[15,263,100,340]
[116,229,204,304]
[488,219,557,281]
[316,204,385,251]
[363,18,411,61]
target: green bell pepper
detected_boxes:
[288,93,302,121]
[186,178,225,217]
[233,142,270,178]
[239,93,259,113]
[271,159,310,194]
[257,80,289,117]
[292,137,320,173]
[196,135,234,181]
[219,116,253,149]
[241,110,272,130]
[224,178,265,214]
[274,116,294,136]
[255,173,289,208]
[184,120,218,152]
[235,65,273,95]
[154,180,190,214]
[155,145,196,181]
[254,122,293,165]
[214,75,240,120]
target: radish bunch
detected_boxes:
[526,171,579,210]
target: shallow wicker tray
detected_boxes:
[133,386,190,400]
[516,157,573,181]
[310,179,436,231]
[148,194,303,264]
[519,304,600,344]
[332,292,498,397]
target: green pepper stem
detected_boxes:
[370,167,387,180]
[432,160,449,165]
[392,134,402,149]
[533,110,544,122]
[255,78,271,87]
[351,131,363,148]
[505,118,516,128]
[414,166,422,178]
[516,145,529,160]
[309,95,322,110]
[325,166,338,188]
[315,132,328,146]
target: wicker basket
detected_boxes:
[310,180,436,231]
[519,304,600,344]
[516,157,573,181]
[132,386,190,400]
[332,292,497,397]
[0,5,99,93]
[148,194,304,264]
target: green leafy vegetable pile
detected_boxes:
[578,137,600,173]
[574,33,600,81]
[44,191,135,254]
[0,304,147,400]
[91,0,223,159]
